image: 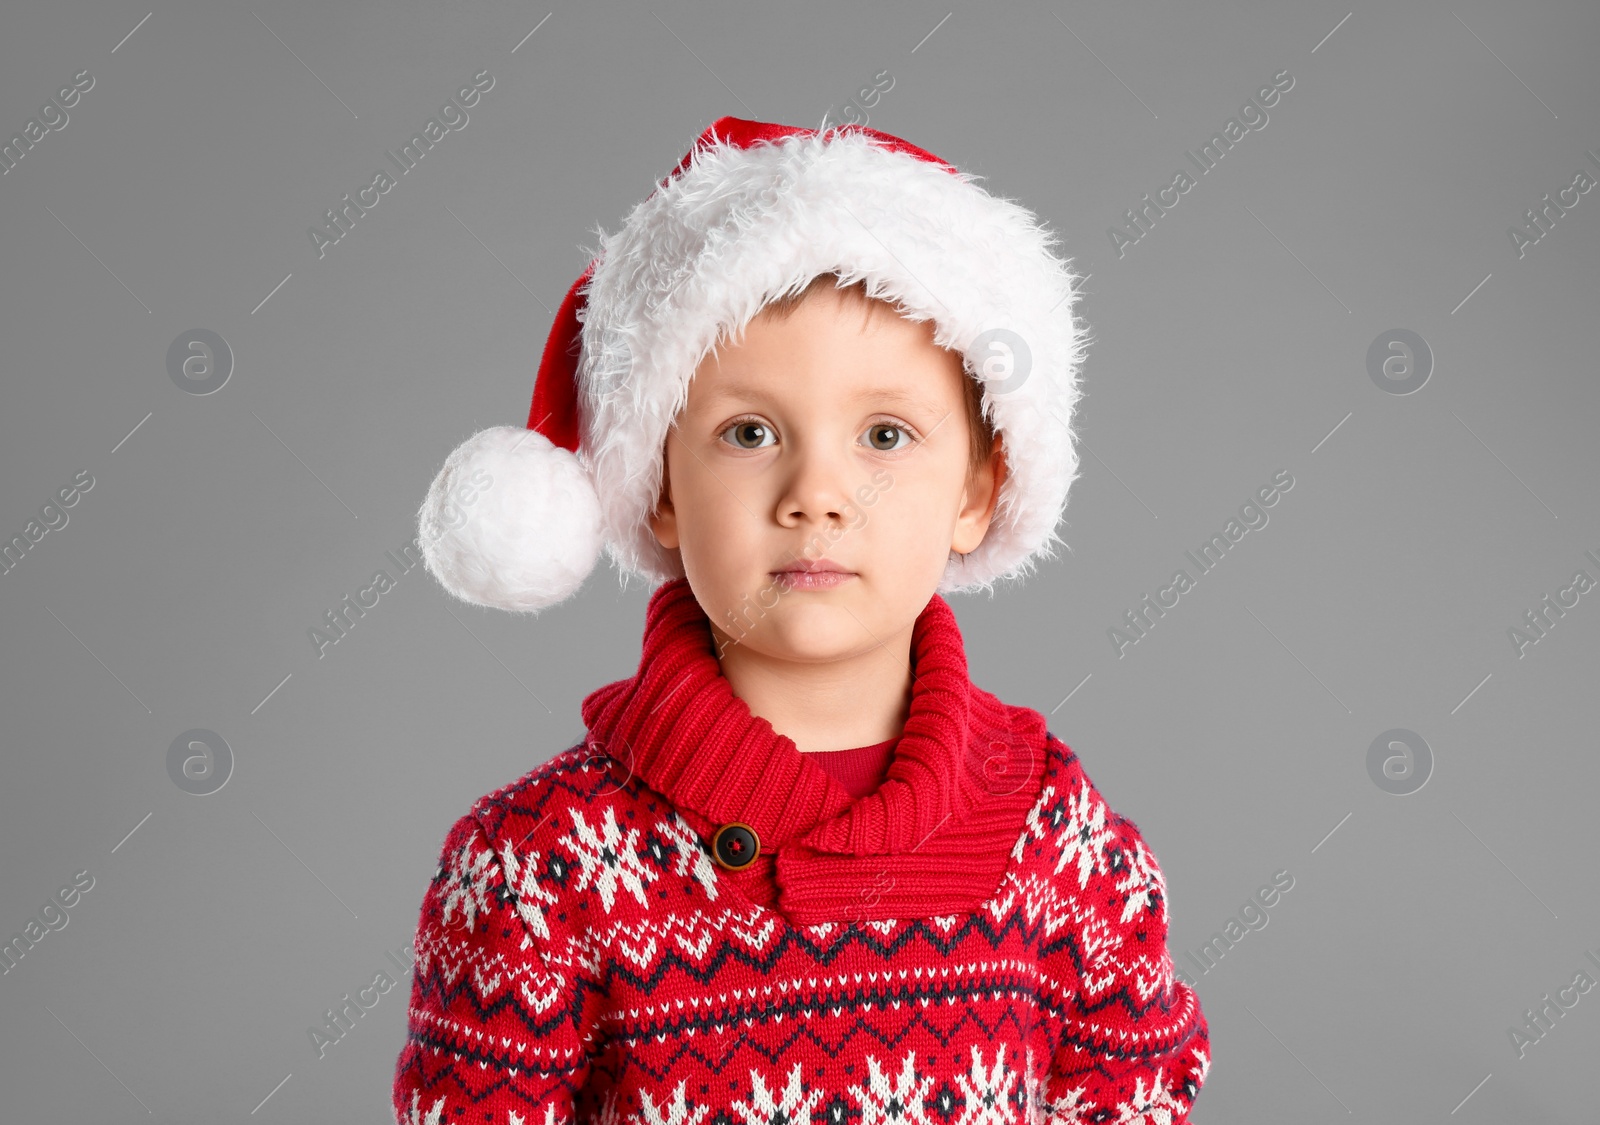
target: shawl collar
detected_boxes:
[580,578,1047,922]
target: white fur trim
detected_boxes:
[577,124,1088,595]
[417,426,602,613]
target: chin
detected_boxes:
[726,587,836,634]
[761,622,866,664]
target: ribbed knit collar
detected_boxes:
[580,578,1046,922]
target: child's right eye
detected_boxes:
[720,417,776,449]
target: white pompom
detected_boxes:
[416,425,603,613]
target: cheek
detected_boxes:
[870,472,961,547]
[672,459,762,554]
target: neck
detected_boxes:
[711,620,915,753]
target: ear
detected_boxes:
[950,434,1007,556]
[648,431,680,550]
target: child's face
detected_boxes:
[649,284,1005,665]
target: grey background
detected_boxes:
[1,1,1595,1120]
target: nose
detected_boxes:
[773,434,855,531]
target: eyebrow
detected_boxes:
[697,381,945,415]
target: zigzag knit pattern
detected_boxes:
[391,733,1210,1124]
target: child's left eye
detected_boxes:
[863,422,915,452]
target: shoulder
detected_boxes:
[438,740,663,866]
[1024,731,1158,853]
[1013,731,1171,934]
[429,740,718,924]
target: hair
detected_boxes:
[755,272,1000,481]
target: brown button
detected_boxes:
[712,822,760,870]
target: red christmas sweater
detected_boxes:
[392,578,1210,1124]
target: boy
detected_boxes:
[396,116,1209,1124]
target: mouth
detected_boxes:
[770,559,857,590]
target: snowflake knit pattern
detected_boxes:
[392,581,1210,1124]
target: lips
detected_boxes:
[771,559,854,575]
[770,563,857,590]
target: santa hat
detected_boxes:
[416,115,1088,613]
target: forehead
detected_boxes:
[688,291,964,413]
[691,376,949,416]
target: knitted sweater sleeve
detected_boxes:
[392,811,603,1125]
[1038,756,1212,1122]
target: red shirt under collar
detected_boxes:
[807,737,898,797]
